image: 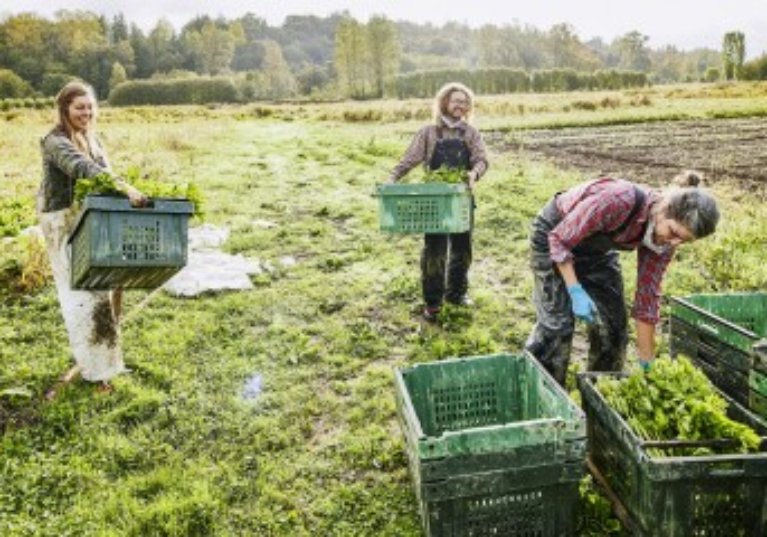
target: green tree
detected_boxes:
[129,24,153,78]
[0,13,55,87]
[546,23,600,71]
[477,25,521,68]
[148,19,179,73]
[109,61,128,91]
[366,15,399,98]
[650,45,686,83]
[334,17,368,98]
[704,67,721,82]
[614,31,651,72]
[722,31,745,80]
[0,68,33,98]
[260,39,297,98]
[742,53,767,80]
[41,72,75,96]
[110,13,129,43]
[199,21,236,74]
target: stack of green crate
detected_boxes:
[394,352,585,536]
[669,293,767,413]
[68,195,194,289]
[375,183,472,234]
[578,371,767,536]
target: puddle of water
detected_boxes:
[242,373,263,400]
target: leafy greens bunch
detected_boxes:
[596,356,761,457]
[74,166,204,219]
[421,166,468,184]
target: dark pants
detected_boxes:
[421,231,472,308]
[524,207,627,385]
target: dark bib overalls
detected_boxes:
[525,186,646,385]
[422,128,473,308]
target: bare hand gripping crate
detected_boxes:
[394,352,586,536]
[68,195,194,289]
[669,293,767,414]
[376,183,472,234]
[578,371,767,537]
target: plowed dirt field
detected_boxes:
[493,118,767,189]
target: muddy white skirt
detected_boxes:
[37,203,127,382]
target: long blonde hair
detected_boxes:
[55,81,103,161]
[432,82,475,124]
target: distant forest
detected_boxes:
[0,10,764,103]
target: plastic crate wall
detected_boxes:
[579,372,767,537]
[69,196,193,289]
[376,183,472,234]
[396,353,586,537]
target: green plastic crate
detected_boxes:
[578,371,767,537]
[751,369,767,398]
[751,390,767,421]
[670,293,767,369]
[68,195,193,289]
[376,183,472,234]
[395,352,586,536]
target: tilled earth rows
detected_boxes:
[489,118,767,189]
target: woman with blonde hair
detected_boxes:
[525,170,720,385]
[388,82,489,321]
[38,80,147,399]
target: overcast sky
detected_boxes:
[3,0,767,58]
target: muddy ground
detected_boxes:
[489,117,767,190]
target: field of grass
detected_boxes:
[2,82,767,536]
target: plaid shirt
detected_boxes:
[549,178,674,324]
[388,118,488,182]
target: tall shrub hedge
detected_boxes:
[394,68,648,98]
[109,77,240,106]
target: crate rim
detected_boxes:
[669,294,762,340]
[396,351,585,443]
[374,181,470,197]
[67,194,194,247]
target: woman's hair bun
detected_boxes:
[672,170,702,187]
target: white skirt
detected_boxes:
[37,202,126,382]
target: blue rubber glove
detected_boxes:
[567,283,597,323]
[638,358,652,373]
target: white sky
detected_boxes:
[3,0,767,58]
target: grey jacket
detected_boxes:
[39,127,109,212]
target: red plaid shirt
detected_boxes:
[549,178,674,324]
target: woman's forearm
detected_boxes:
[556,260,578,287]
[635,319,656,361]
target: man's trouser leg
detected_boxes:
[446,231,472,303]
[421,234,448,308]
[525,253,574,385]
[576,252,628,373]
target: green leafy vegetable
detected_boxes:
[74,169,205,219]
[422,166,468,184]
[596,356,761,457]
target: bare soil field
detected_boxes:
[492,117,767,189]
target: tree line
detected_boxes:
[0,10,762,103]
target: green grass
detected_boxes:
[2,84,767,535]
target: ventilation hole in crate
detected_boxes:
[431,381,499,432]
[396,199,440,231]
[464,490,545,536]
[121,220,162,261]
[592,418,632,501]
[691,485,746,535]
[740,318,757,332]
